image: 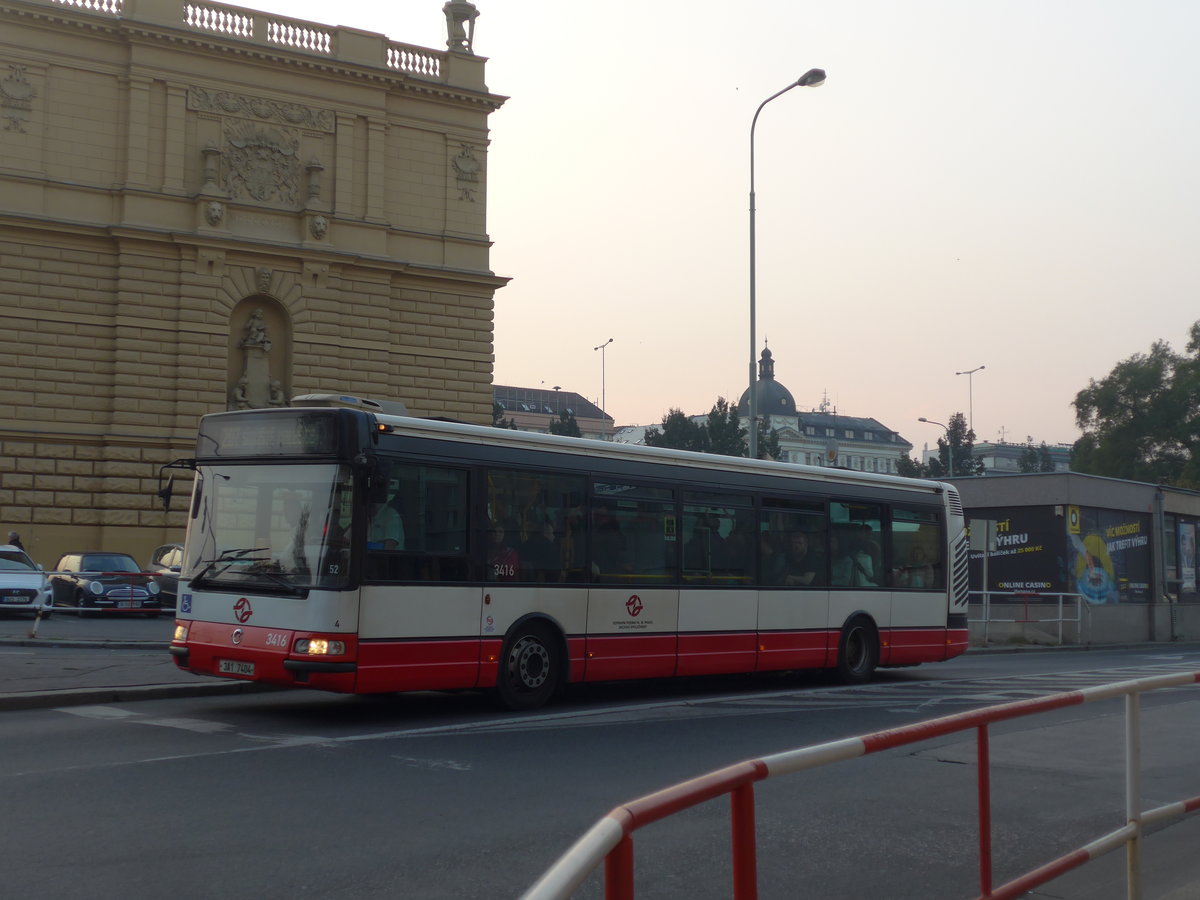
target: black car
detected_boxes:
[50,552,163,615]
[146,542,184,609]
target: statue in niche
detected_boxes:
[229,306,286,411]
[231,375,251,409]
[241,307,271,351]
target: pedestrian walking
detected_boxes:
[6,531,24,551]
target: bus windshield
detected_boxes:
[185,462,353,593]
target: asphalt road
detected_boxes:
[2,629,1199,899]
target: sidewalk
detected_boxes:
[0,629,270,711]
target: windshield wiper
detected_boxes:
[192,547,269,582]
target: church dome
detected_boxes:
[737,347,798,417]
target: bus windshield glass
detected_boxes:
[185,463,353,593]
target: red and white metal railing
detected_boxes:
[522,671,1200,900]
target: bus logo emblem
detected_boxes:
[626,595,643,617]
[233,597,253,623]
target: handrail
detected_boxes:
[521,671,1200,899]
[969,589,1084,644]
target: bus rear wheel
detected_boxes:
[835,617,878,685]
[496,622,561,711]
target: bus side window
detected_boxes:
[365,462,468,583]
[485,469,586,583]
[891,507,944,589]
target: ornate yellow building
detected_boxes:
[0,0,506,565]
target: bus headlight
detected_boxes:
[294,638,346,656]
[173,624,188,642]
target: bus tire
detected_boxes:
[496,621,561,711]
[835,616,878,685]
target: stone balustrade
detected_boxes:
[45,0,450,81]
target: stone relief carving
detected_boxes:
[188,87,334,132]
[0,64,36,133]
[254,269,273,295]
[225,123,300,205]
[452,144,480,201]
[310,215,328,239]
[204,200,225,226]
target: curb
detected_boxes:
[0,679,278,712]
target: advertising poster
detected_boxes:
[1181,523,1196,594]
[1067,506,1152,604]
[967,507,1066,597]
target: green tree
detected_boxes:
[491,402,517,430]
[1072,326,1200,487]
[644,408,708,452]
[706,397,746,457]
[1018,440,1056,473]
[896,455,927,478]
[547,409,582,437]
[754,418,781,461]
[927,412,983,477]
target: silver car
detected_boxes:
[0,544,53,616]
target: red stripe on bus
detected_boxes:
[584,634,678,681]
[756,630,832,671]
[677,632,758,677]
[356,638,480,692]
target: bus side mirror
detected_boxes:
[158,474,174,513]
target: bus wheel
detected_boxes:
[836,617,878,685]
[497,622,560,711]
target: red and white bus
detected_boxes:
[168,398,969,709]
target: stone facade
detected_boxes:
[0,0,506,565]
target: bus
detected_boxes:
[167,398,970,709]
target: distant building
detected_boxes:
[493,385,613,440]
[615,348,914,474]
[972,441,1073,474]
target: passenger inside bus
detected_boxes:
[766,530,821,586]
[831,528,875,586]
[368,493,405,550]
[520,517,562,582]
[487,520,521,581]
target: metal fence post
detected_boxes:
[977,724,993,897]
[605,834,634,900]
[730,783,758,900]
[1126,693,1143,900]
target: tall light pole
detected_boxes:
[919,417,954,478]
[748,68,826,460]
[955,365,985,435]
[593,337,613,432]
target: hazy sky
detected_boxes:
[251,1,1199,449]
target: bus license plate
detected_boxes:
[218,659,255,677]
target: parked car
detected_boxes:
[147,542,184,608]
[50,551,162,615]
[0,544,53,616]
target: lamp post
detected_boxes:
[748,68,826,460]
[593,338,613,432]
[919,417,954,478]
[955,365,985,435]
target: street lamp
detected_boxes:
[919,417,954,478]
[593,338,613,430]
[748,67,826,460]
[955,365,985,435]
